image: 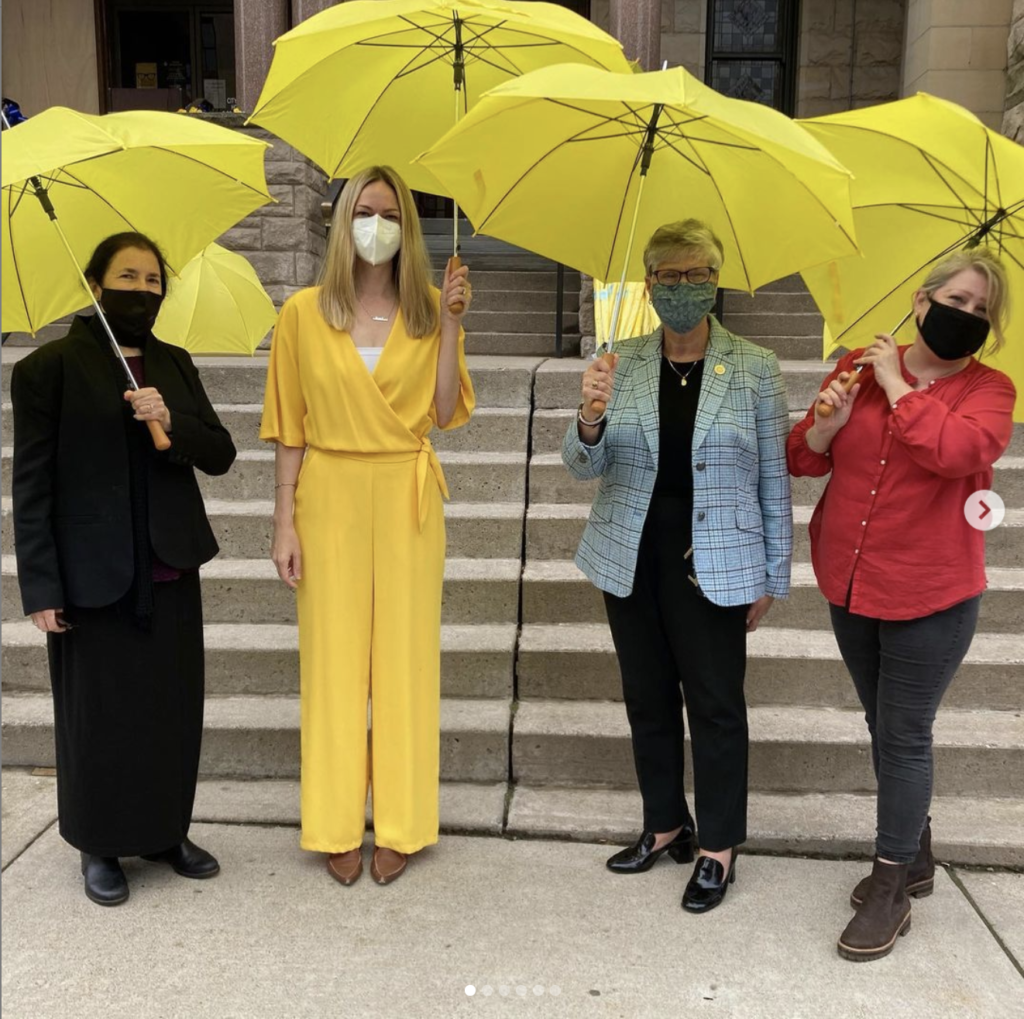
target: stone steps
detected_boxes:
[526,452,1024,505]
[1,620,517,698]
[0,498,526,560]
[0,692,512,782]
[519,560,1024,634]
[524,503,1024,567]
[511,700,1024,798]
[515,623,1024,711]
[468,289,580,313]
[462,310,580,334]
[464,332,581,357]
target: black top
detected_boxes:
[652,356,704,503]
[11,314,236,615]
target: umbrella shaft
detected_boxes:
[607,174,650,352]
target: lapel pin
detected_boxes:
[714,364,726,375]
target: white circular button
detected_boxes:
[965,490,1005,531]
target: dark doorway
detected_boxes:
[704,0,799,114]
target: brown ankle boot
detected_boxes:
[371,847,407,885]
[326,849,363,886]
[838,858,912,962]
[850,818,935,907]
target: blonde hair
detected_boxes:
[643,219,725,275]
[920,249,1010,354]
[318,166,438,338]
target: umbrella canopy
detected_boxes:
[798,93,1023,418]
[415,63,858,294]
[2,106,273,335]
[154,243,278,355]
[247,0,631,195]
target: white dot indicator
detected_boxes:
[465,986,476,997]
[533,985,545,996]
[550,986,562,996]
[482,986,493,997]
[965,490,1005,531]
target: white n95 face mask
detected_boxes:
[352,215,402,266]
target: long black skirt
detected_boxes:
[47,571,204,857]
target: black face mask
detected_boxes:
[100,288,163,345]
[916,297,990,361]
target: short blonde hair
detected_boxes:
[318,166,438,338]
[643,219,725,276]
[920,249,1010,354]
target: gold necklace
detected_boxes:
[358,294,397,323]
[664,354,703,387]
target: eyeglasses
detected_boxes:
[650,267,718,287]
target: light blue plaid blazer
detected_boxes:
[562,317,793,605]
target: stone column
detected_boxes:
[1003,0,1024,141]
[291,0,335,25]
[901,0,1012,130]
[235,0,289,115]
[609,0,662,70]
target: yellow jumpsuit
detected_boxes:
[260,287,474,854]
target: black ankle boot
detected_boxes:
[851,818,935,907]
[681,851,736,913]
[838,858,912,962]
[606,824,696,874]
[80,853,129,906]
[142,838,220,878]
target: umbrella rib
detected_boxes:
[600,143,648,283]
[7,183,36,334]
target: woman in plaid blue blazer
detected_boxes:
[563,220,792,914]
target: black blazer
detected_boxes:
[12,315,237,615]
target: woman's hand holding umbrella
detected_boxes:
[125,387,171,433]
[855,333,911,403]
[440,259,472,321]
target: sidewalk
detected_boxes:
[3,769,1022,1019]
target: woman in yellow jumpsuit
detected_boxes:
[260,166,474,886]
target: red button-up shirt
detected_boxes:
[787,347,1016,620]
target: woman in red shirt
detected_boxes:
[788,251,1015,963]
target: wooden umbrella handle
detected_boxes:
[588,352,617,415]
[447,254,466,315]
[147,419,172,451]
[816,370,861,419]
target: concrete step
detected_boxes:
[722,290,820,315]
[1,620,518,698]
[468,289,580,313]
[741,335,827,359]
[525,502,1024,569]
[520,560,1024,635]
[0,448,528,503]
[1,353,544,409]
[457,270,581,292]
[511,700,1024,797]
[720,312,824,337]
[0,498,526,561]
[506,787,1024,867]
[0,692,512,782]
[1,556,523,626]
[516,623,1024,712]
[463,310,579,334]
[190,777,508,835]
[526,452,1024,506]
[464,332,581,357]
[533,358,840,413]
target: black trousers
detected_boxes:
[830,596,980,863]
[48,571,205,857]
[603,496,750,851]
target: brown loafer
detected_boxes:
[327,849,362,886]
[370,846,407,885]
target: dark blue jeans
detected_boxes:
[829,596,980,863]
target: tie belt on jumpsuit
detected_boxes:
[308,436,449,531]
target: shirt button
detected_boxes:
[697,511,706,521]
[696,462,706,471]
[880,459,886,465]
[854,549,860,554]
[871,490,876,495]
[861,520,867,526]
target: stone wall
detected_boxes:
[902,0,1012,130]
[661,0,706,77]
[797,0,907,117]
[1003,0,1024,140]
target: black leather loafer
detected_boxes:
[681,852,737,913]
[81,853,129,906]
[142,838,220,879]
[606,824,696,874]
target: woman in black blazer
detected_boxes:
[11,232,236,906]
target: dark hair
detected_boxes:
[84,232,168,293]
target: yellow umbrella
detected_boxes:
[416,63,858,345]
[594,280,659,349]
[2,106,273,447]
[154,243,278,355]
[798,93,1023,419]
[248,0,631,199]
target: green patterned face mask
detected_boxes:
[652,281,716,334]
